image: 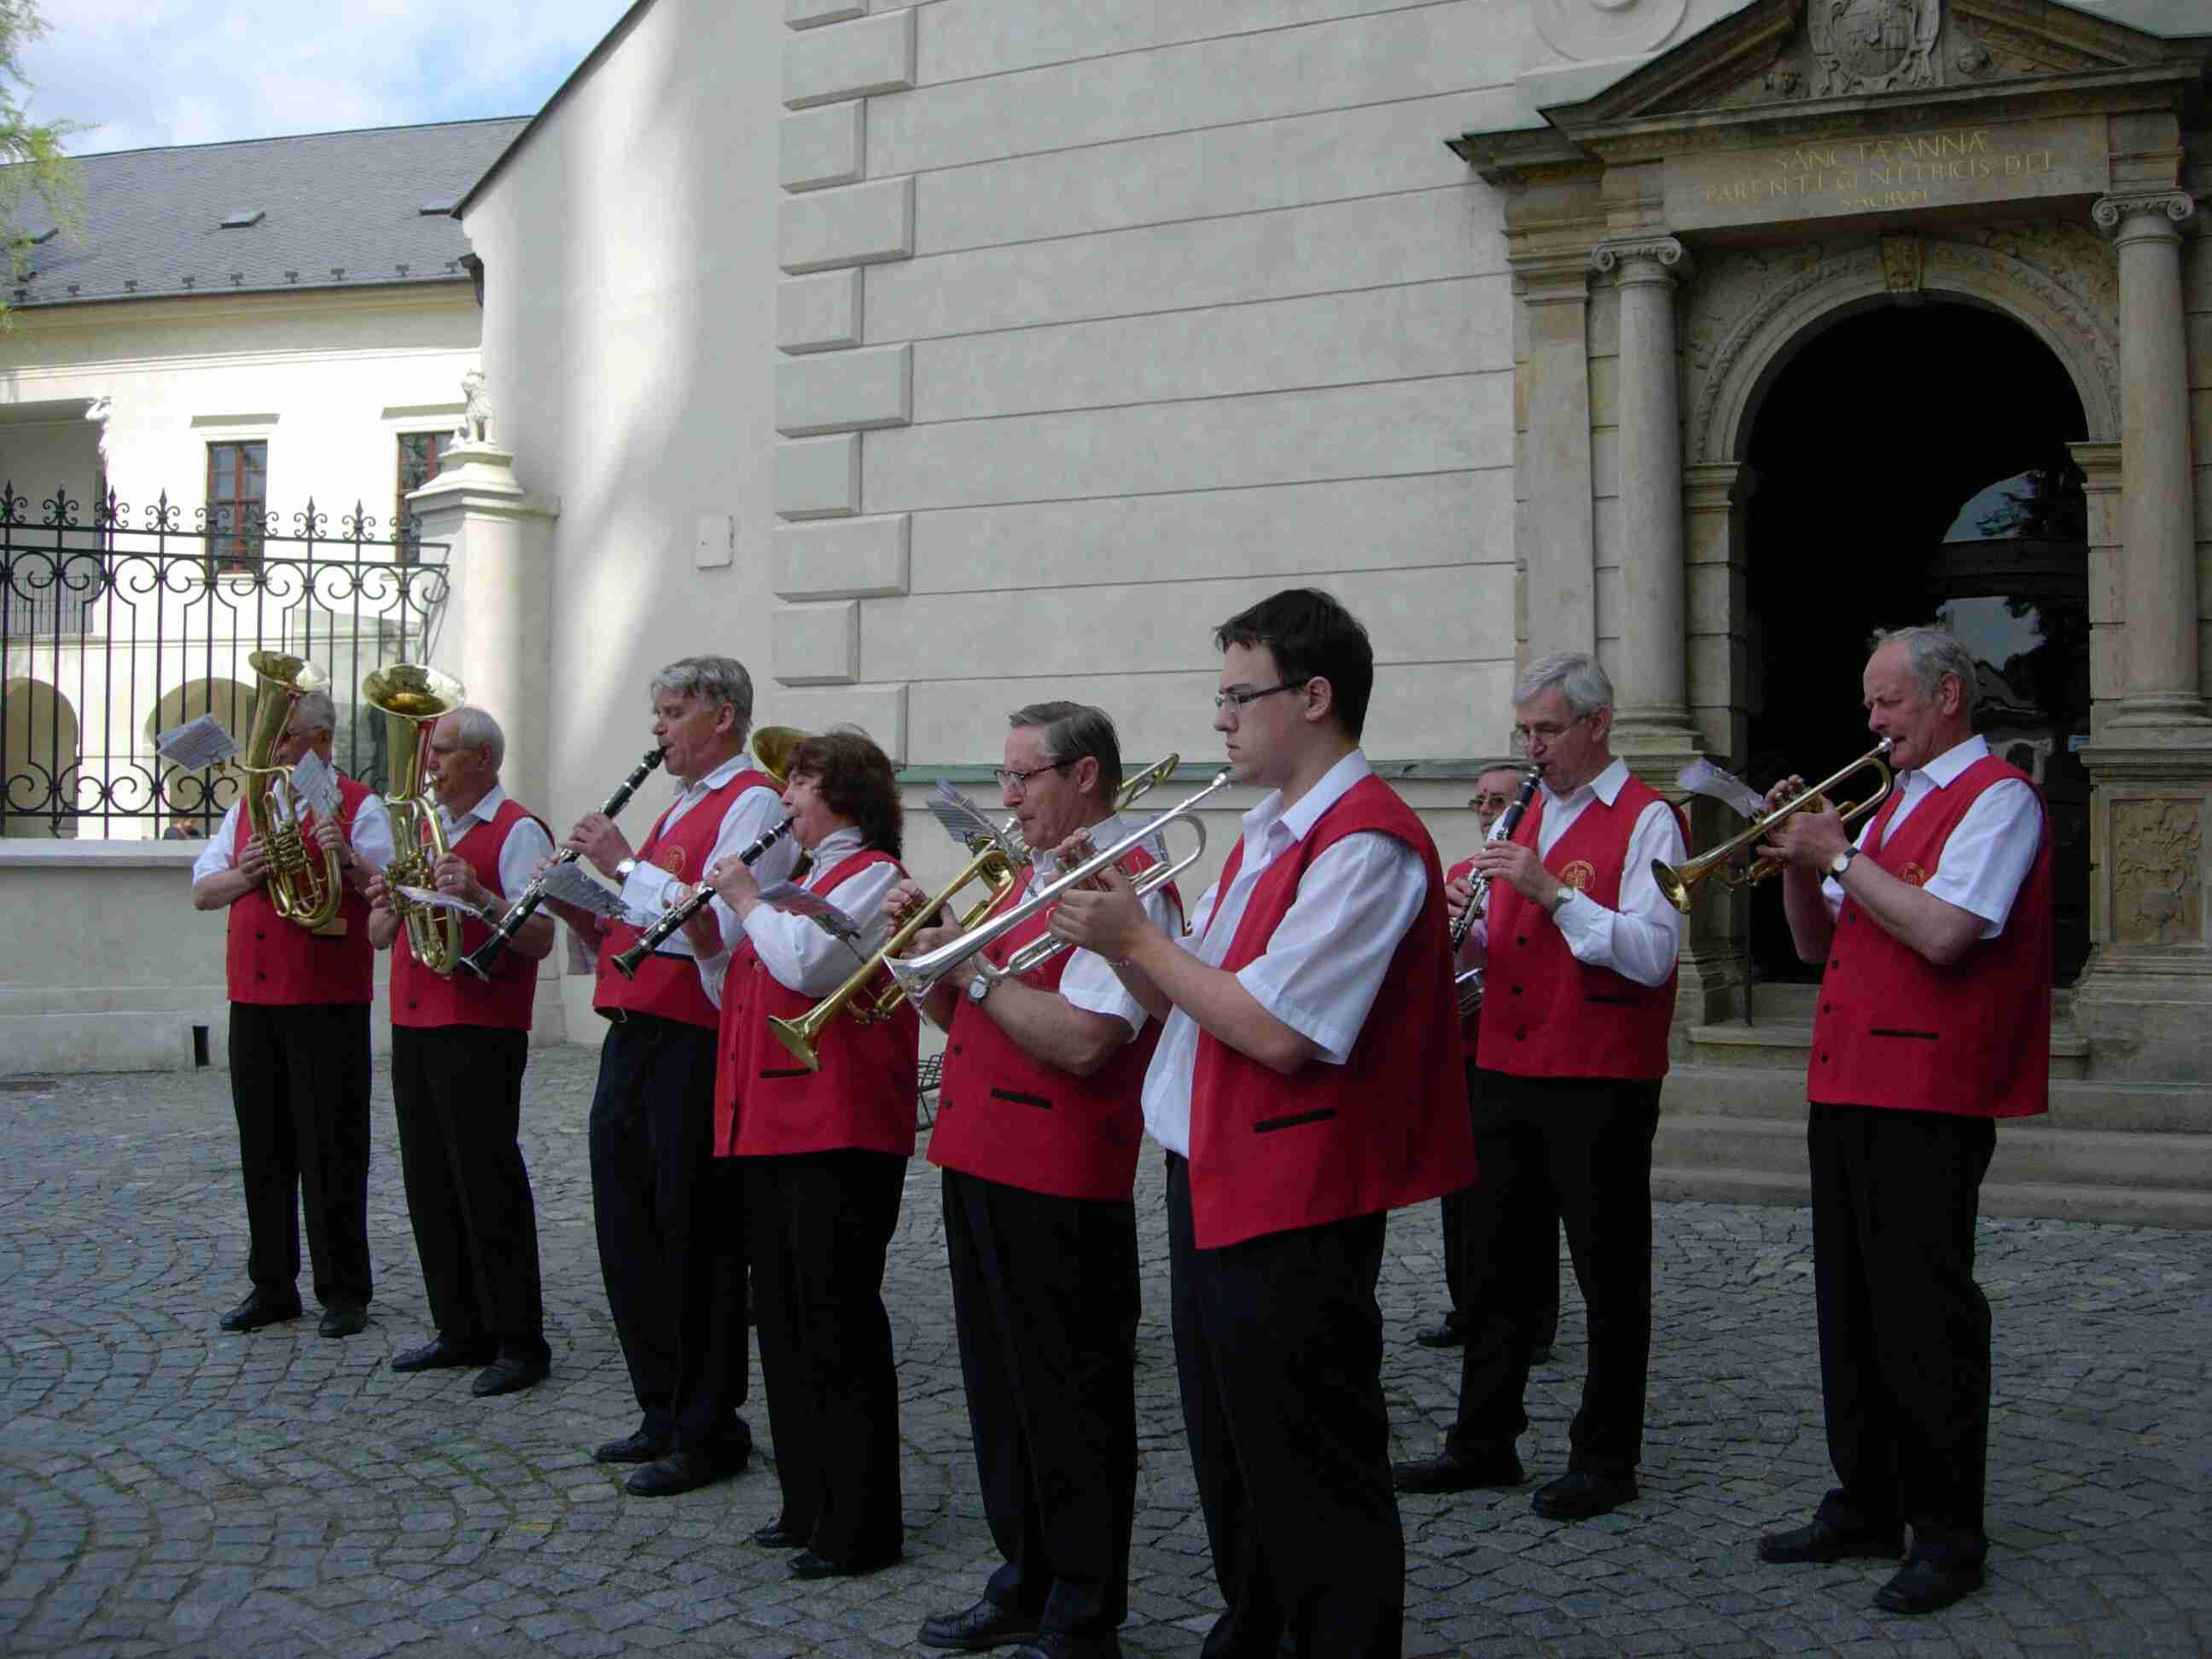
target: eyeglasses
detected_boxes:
[1213,679,1309,715]
[992,761,1071,792]
[1513,714,1591,748]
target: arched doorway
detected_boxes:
[1742,300,2091,983]
[2,678,82,839]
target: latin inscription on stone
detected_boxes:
[1666,118,2105,231]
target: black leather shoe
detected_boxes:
[919,1595,1041,1651]
[1531,1470,1637,1520]
[1873,1558,1983,1615]
[469,1357,549,1397]
[1393,1447,1524,1493]
[1413,1321,1464,1349]
[594,1427,668,1464]
[317,1305,367,1338]
[625,1448,737,1497]
[1004,1633,1122,1659]
[1758,1519,1905,1564]
[789,1548,898,1580]
[749,1520,806,1548]
[391,1336,494,1373]
[219,1290,302,1332]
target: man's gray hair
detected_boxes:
[1009,701,1124,801]
[293,688,336,734]
[1513,652,1615,720]
[449,705,505,771]
[1871,626,1979,705]
[651,655,754,743]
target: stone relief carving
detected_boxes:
[2112,799,2203,947]
[1809,0,1943,97]
[1880,232,1924,295]
[1684,238,1879,459]
[1533,0,1689,63]
[456,370,492,446]
[1928,222,2120,422]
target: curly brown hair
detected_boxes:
[790,727,903,859]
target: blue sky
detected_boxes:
[29,1,636,156]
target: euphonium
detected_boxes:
[241,649,345,933]
[363,663,469,975]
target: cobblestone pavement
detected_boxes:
[1,1046,2205,1658]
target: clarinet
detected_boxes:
[611,817,795,979]
[1449,765,1542,950]
[457,747,667,981]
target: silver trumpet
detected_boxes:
[885,768,1233,1001]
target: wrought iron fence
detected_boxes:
[1,482,449,839]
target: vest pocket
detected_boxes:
[1586,992,1641,1008]
[989,1087,1052,1110]
[1253,1107,1337,1134]
[758,1066,812,1080]
[1867,1027,1940,1041]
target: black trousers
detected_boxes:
[746,1150,905,1566]
[1441,1059,1558,1344]
[390,1025,548,1365]
[1452,1070,1659,1476]
[588,1015,748,1452]
[227,1000,373,1309]
[1807,1101,1996,1569]
[1166,1154,1401,1659]
[944,1168,1138,1637]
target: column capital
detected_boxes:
[1591,236,1694,283]
[2092,191,2195,239]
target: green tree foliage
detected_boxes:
[0,0,84,317]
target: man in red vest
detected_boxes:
[191,684,389,1338]
[1394,652,1686,1523]
[894,702,1180,1659]
[365,706,556,1398]
[1051,588,1474,1659]
[1753,625,2050,1617]
[1418,762,1559,1364]
[538,656,799,1493]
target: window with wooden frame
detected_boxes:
[206,441,268,571]
[395,431,451,561]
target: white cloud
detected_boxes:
[29,0,637,154]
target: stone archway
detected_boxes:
[3,678,81,839]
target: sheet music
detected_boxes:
[928,782,1003,850]
[541,859,655,928]
[154,713,237,770]
[1677,757,1767,821]
[399,885,483,917]
[755,880,861,943]
[288,748,342,822]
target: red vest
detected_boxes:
[1808,754,2052,1119]
[224,773,377,1006]
[594,769,777,1030]
[1447,853,1481,1062]
[1186,774,1475,1249]
[1476,777,1683,1080]
[391,798,544,1032]
[930,846,1180,1202]
[713,847,919,1159]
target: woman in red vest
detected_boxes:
[688,728,917,1581]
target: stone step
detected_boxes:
[1745,981,2081,1024]
[1657,1111,2212,1192]
[1649,1161,2212,1228]
[1660,1064,2205,1132]
[1685,1018,2091,1079]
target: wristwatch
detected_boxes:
[614,857,637,882]
[1829,846,1861,880]
[1548,886,1575,916]
[965,973,994,1006]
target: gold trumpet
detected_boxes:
[1652,738,1895,914]
[240,650,345,932]
[364,663,469,974]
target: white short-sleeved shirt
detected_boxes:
[190,787,394,883]
[437,784,556,904]
[1140,750,1427,1159]
[1820,734,2043,938]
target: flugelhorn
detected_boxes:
[240,650,345,932]
[1652,738,1895,914]
[883,768,1231,1007]
[363,663,469,974]
[603,725,807,976]
[1451,763,1541,1016]
[460,746,666,981]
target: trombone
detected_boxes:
[1651,738,1895,914]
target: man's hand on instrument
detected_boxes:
[364,871,392,914]
[882,877,936,928]
[1473,841,1561,908]
[1757,794,1851,871]
[1445,872,1479,924]
[1048,859,1147,960]
[433,852,492,913]
[311,816,353,866]
[236,839,273,885]
[565,812,634,880]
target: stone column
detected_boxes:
[1592,236,1697,742]
[1515,256,1597,657]
[2093,191,2204,727]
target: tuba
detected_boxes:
[240,650,346,933]
[364,663,469,975]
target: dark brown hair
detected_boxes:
[790,727,902,859]
[1214,587,1375,740]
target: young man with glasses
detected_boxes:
[1050,588,1472,1659]
[1394,653,1685,1523]
[893,702,1180,1659]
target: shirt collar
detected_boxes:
[685,750,754,795]
[1245,749,1373,850]
[1544,755,1629,811]
[806,824,865,871]
[441,782,505,834]
[1911,733,1989,789]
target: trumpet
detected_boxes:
[1450,764,1541,1016]
[459,746,667,981]
[1652,738,1895,914]
[883,768,1231,1007]
[364,663,469,974]
[611,816,796,978]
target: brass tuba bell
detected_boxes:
[363,663,469,975]
[241,650,346,933]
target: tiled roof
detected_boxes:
[7,117,530,310]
